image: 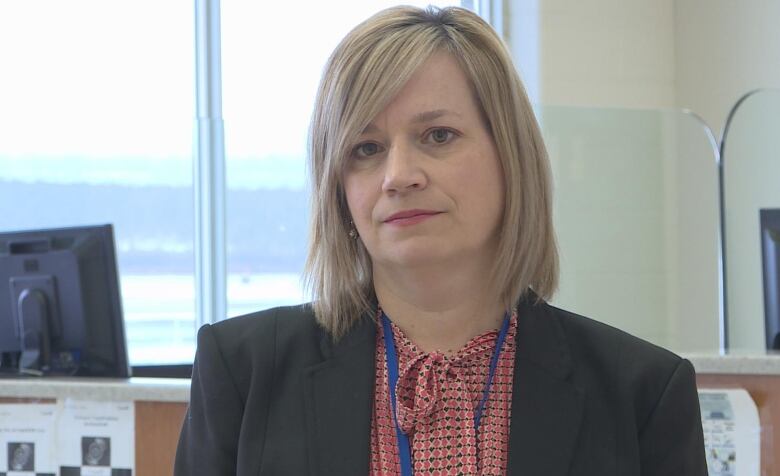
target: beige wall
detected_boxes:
[675,0,780,137]
[508,0,780,126]
[503,0,780,352]
[509,0,677,109]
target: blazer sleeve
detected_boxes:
[174,323,245,476]
[638,358,708,475]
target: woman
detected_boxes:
[175,6,707,475]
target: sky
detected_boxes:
[0,0,459,184]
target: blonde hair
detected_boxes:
[304,5,558,339]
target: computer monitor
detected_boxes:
[0,224,130,377]
[761,209,780,350]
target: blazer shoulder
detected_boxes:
[208,302,320,345]
[199,303,325,394]
[548,303,683,371]
[545,303,698,430]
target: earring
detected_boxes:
[348,221,358,239]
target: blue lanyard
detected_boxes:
[381,311,511,476]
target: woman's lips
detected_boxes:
[383,210,442,226]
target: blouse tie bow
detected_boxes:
[395,351,449,433]
[393,335,496,434]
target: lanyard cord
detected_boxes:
[381,312,511,476]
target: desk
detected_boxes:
[1,357,779,476]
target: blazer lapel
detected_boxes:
[300,297,584,476]
[507,297,585,476]
[302,314,376,476]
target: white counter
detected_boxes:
[1,354,779,403]
[686,353,780,376]
[0,377,190,402]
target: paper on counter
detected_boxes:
[0,403,57,476]
[56,399,134,476]
[699,388,760,476]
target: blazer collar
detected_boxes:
[302,294,584,476]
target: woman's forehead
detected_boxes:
[357,52,479,131]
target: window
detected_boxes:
[221,1,463,319]
[0,1,195,366]
[1,1,468,369]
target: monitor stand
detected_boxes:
[17,287,54,376]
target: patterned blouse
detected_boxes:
[370,311,518,475]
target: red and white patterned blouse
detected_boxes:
[369,311,518,475]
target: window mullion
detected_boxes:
[194,0,227,327]
[474,0,505,39]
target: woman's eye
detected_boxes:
[353,142,382,158]
[427,128,455,144]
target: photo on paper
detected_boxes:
[699,389,761,476]
[81,438,110,467]
[0,404,57,476]
[8,442,34,471]
[700,392,737,475]
[56,400,133,476]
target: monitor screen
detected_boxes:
[0,224,130,377]
[760,208,780,351]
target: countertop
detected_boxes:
[685,352,780,376]
[1,354,779,403]
[0,377,190,402]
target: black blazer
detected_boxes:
[174,296,708,475]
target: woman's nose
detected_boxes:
[381,143,428,194]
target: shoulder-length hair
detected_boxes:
[304,5,558,339]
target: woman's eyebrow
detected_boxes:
[361,109,462,135]
[411,109,461,124]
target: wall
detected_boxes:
[674,0,780,137]
[516,0,677,109]
[510,0,780,123]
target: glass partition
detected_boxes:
[721,89,780,352]
[539,106,721,353]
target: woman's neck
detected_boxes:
[373,264,506,356]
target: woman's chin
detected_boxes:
[373,245,462,271]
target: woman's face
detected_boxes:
[342,52,505,274]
